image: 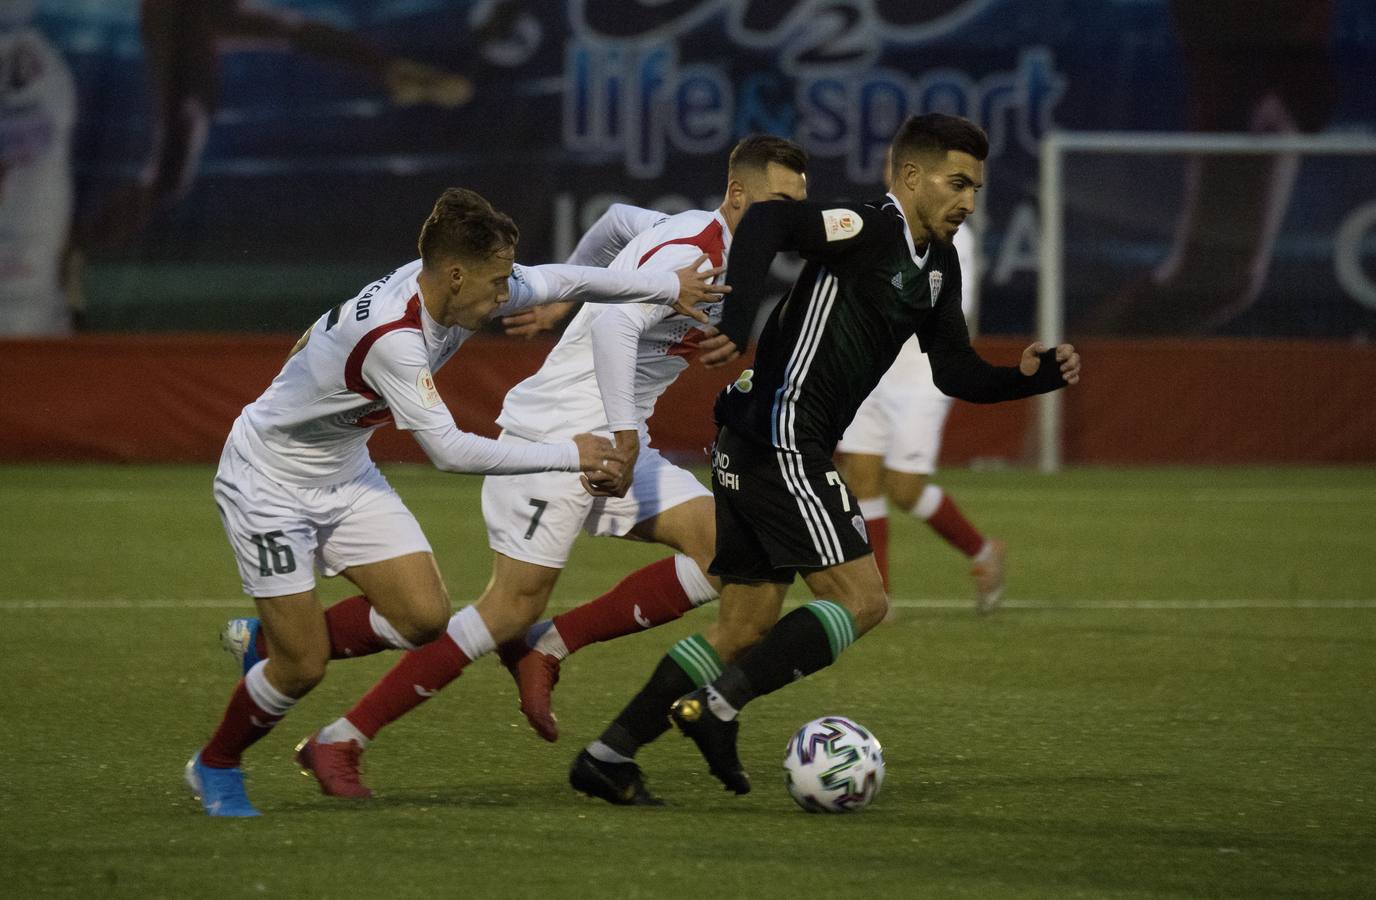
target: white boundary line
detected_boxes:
[888,598,1376,610]
[0,599,251,609]
[2,598,1374,611]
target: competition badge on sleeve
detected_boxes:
[416,369,441,408]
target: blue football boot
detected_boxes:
[221,617,262,676]
[184,753,261,817]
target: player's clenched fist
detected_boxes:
[1019,342,1081,385]
[579,470,618,497]
[572,432,630,480]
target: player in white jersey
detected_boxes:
[290,137,810,799]
[836,221,1007,612]
[0,2,76,335]
[186,187,727,817]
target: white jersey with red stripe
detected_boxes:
[230,257,681,486]
[231,260,455,486]
[497,208,730,442]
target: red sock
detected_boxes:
[200,679,282,768]
[325,595,391,658]
[866,516,890,592]
[552,557,694,654]
[924,493,985,558]
[344,635,471,740]
[252,595,390,660]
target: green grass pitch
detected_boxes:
[1,464,1373,898]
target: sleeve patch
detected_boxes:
[416,368,441,408]
[822,208,863,242]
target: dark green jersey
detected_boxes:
[714,195,1063,454]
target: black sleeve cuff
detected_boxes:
[1026,348,1067,393]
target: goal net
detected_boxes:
[1035,131,1376,471]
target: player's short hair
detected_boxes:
[418,187,519,267]
[889,114,989,178]
[728,134,809,178]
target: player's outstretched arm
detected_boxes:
[927,341,1079,403]
[413,425,627,479]
[919,278,1080,402]
[704,200,875,367]
[499,260,724,318]
[502,205,672,337]
[567,204,668,268]
[359,329,629,477]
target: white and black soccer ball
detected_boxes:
[782,716,885,813]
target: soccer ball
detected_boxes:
[782,716,885,813]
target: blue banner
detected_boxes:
[12,0,1376,337]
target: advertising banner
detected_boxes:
[12,0,1375,338]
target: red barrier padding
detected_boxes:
[2,334,1373,465]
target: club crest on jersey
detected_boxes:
[733,368,754,393]
[416,368,441,408]
[822,208,863,242]
[929,270,943,298]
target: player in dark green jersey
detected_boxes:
[569,114,1080,805]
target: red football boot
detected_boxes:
[294,731,373,799]
[498,641,562,742]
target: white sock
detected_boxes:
[674,553,718,607]
[244,660,296,717]
[318,717,370,748]
[446,605,496,660]
[368,607,417,651]
[911,483,944,520]
[531,622,570,661]
[587,740,634,764]
[857,496,887,520]
[704,685,739,722]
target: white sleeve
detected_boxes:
[566,204,668,267]
[359,331,459,434]
[953,222,980,327]
[590,239,714,433]
[411,426,580,475]
[360,332,580,473]
[591,304,667,433]
[497,262,679,316]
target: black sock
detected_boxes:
[599,633,723,757]
[714,600,856,711]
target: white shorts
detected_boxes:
[482,432,711,568]
[213,441,431,597]
[837,337,954,475]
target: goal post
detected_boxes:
[1036,130,1376,473]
